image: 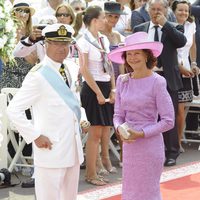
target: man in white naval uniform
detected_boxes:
[7,24,84,200]
[12,18,83,188]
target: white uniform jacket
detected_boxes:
[13,39,45,62]
[7,56,84,168]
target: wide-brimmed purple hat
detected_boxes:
[108,32,163,64]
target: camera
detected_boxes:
[0,168,11,186]
[36,25,46,30]
[32,25,46,41]
[36,25,45,41]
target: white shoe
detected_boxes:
[119,162,123,168]
[180,145,185,153]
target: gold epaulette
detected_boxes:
[30,64,42,72]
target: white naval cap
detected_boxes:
[42,23,75,42]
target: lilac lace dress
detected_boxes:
[114,73,174,200]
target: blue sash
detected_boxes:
[38,65,81,122]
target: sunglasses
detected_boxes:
[56,13,71,17]
[74,7,85,11]
[15,8,30,14]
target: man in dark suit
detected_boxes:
[131,1,176,31]
[134,0,187,166]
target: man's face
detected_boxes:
[148,2,167,24]
[45,40,70,63]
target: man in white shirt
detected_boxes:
[7,24,84,200]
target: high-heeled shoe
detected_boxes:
[96,155,109,176]
[98,175,109,183]
[97,168,109,176]
[106,166,118,173]
[180,144,185,153]
[102,157,118,174]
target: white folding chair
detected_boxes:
[1,88,33,172]
[182,97,200,151]
[0,93,8,169]
[109,128,120,161]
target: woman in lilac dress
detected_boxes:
[108,32,175,200]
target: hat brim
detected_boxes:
[45,37,73,42]
[108,42,163,64]
[13,6,35,16]
[105,10,127,15]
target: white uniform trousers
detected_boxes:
[35,156,80,200]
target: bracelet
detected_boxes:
[191,61,197,66]
[111,89,116,93]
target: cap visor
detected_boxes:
[46,37,72,42]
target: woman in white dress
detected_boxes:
[77,5,116,186]
[171,0,199,151]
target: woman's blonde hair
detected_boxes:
[12,9,32,38]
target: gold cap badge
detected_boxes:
[57,25,67,36]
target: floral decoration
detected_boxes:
[0,0,17,65]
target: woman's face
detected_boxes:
[72,2,86,13]
[105,13,120,28]
[56,6,73,25]
[14,7,30,23]
[174,3,189,24]
[126,49,147,70]
[95,11,106,31]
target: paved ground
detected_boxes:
[0,142,199,200]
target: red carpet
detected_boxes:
[102,172,200,200]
